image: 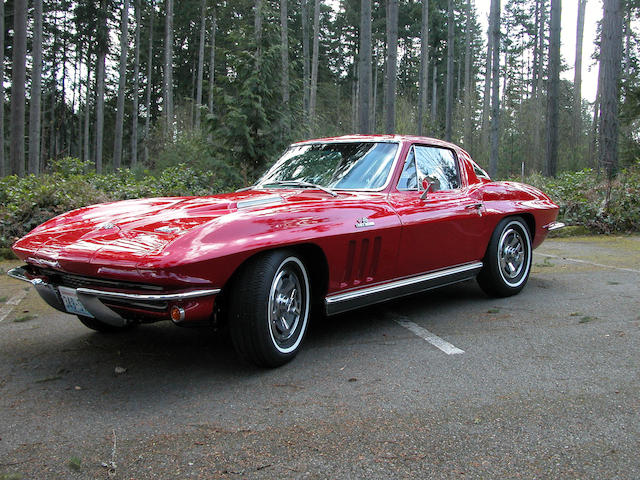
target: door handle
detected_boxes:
[465,203,483,209]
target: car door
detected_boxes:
[387,144,488,278]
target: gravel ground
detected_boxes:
[0,235,638,479]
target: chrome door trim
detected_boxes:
[324,261,483,316]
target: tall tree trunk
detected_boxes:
[572,0,587,163]
[417,0,429,135]
[309,0,321,132]
[624,8,631,78]
[208,5,216,114]
[532,0,540,95]
[431,65,437,121]
[385,0,398,134]
[83,50,91,164]
[534,0,546,98]
[489,0,500,178]
[131,0,141,167]
[114,0,130,169]
[28,0,43,174]
[533,0,547,170]
[145,0,155,164]
[164,0,174,131]
[445,0,455,141]
[71,46,80,158]
[463,0,473,148]
[302,0,310,129]
[481,1,494,157]
[598,0,623,178]
[358,0,372,134]
[372,55,378,128]
[255,0,262,60]
[589,65,603,169]
[280,0,290,135]
[545,0,561,177]
[195,0,207,130]
[10,0,27,176]
[96,0,108,173]
[0,0,4,176]
[60,11,68,160]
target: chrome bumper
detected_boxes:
[7,266,220,327]
[543,221,566,231]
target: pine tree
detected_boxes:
[572,0,587,162]
[113,0,130,169]
[358,0,372,134]
[445,0,455,141]
[145,0,155,164]
[195,0,207,130]
[599,0,623,177]
[0,0,4,176]
[385,0,398,134]
[309,0,321,132]
[95,0,108,173]
[545,0,561,177]
[417,0,429,136]
[28,0,44,174]
[10,0,27,176]
[280,0,290,135]
[132,0,142,167]
[164,0,174,131]
[489,0,501,177]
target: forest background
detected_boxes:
[0,0,639,254]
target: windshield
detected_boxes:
[258,142,398,190]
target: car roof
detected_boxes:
[291,134,460,150]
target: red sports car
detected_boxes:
[9,135,563,367]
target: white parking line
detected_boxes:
[0,289,29,323]
[391,315,464,355]
[536,252,640,274]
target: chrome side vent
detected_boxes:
[341,236,382,287]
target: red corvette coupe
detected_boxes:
[9,135,563,367]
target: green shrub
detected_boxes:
[519,163,640,233]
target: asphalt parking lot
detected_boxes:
[1,235,639,479]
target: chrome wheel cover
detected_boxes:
[268,257,309,354]
[497,222,530,287]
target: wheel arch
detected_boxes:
[217,242,329,314]
[519,212,536,242]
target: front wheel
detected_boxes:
[228,250,311,368]
[477,217,532,297]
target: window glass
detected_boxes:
[414,146,460,191]
[472,161,491,180]
[397,149,417,190]
[258,142,398,190]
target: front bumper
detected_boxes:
[8,266,220,327]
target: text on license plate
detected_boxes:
[59,286,94,318]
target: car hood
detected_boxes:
[12,189,345,275]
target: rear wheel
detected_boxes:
[477,217,532,297]
[228,250,310,368]
[77,315,135,333]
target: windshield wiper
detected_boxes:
[260,180,338,197]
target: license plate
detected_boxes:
[59,286,94,318]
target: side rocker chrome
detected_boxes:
[324,262,483,316]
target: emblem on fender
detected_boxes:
[355,217,375,228]
[97,222,117,230]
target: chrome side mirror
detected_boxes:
[420,178,433,200]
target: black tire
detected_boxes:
[228,250,311,368]
[77,315,135,333]
[477,217,532,298]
